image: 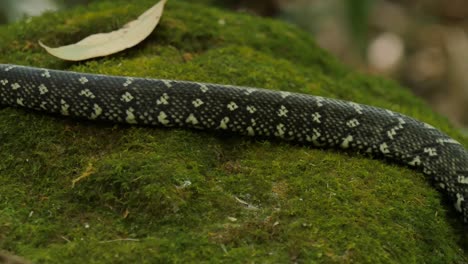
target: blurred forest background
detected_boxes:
[0,0,467,132]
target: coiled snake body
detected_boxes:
[0,63,467,223]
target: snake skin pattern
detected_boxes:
[0,63,467,223]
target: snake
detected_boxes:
[0,63,467,224]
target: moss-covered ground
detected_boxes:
[0,0,467,263]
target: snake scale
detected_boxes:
[0,63,467,224]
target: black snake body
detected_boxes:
[0,63,467,223]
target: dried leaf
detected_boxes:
[39,0,168,61]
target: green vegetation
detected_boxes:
[0,0,466,262]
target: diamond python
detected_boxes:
[0,63,467,223]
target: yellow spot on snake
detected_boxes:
[158,111,170,126]
[126,108,137,124]
[186,114,199,125]
[90,104,103,119]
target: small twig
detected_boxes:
[72,162,95,188]
[60,236,72,243]
[220,244,228,254]
[98,238,140,243]
[234,196,258,210]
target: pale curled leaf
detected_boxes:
[39,0,168,61]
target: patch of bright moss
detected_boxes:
[0,0,466,263]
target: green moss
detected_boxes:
[0,0,466,263]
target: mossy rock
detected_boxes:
[0,0,467,263]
